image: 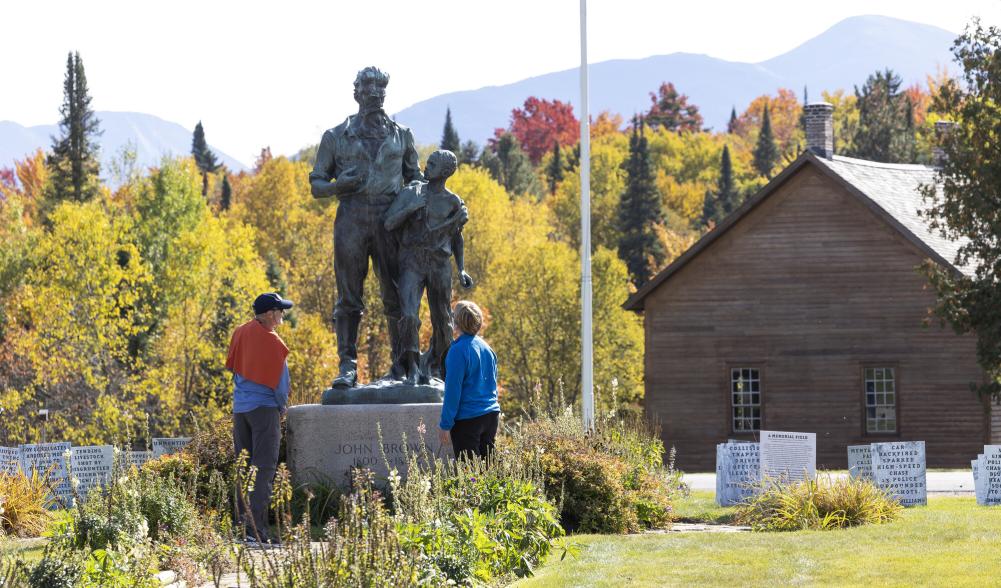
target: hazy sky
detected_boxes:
[3,1,1000,165]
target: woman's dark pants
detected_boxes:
[449,411,499,460]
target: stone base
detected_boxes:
[286,403,449,489]
[321,379,444,405]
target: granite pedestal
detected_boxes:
[286,403,449,489]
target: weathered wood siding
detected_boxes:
[643,165,987,471]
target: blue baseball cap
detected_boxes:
[253,292,294,315]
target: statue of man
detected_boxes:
[309,66,423,388]
[384,150,473,384]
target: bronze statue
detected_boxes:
[384,150,473,385]
[309,67,423,388]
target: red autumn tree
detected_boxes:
[508,97,580,164]
[646,82,703,133]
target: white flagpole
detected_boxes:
[579,0,594,431]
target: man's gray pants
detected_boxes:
[233,406,281,541]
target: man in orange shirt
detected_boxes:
[226,292,293,545]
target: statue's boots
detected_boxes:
[332,313,361,388]
[384,316,407,381]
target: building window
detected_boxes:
[865,367,897,433]
[731,368,761,432]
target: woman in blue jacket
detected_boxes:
[438,301,500,459]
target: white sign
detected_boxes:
[0,447,21,476]
[19,442,72,507]
[760,431,816,483]
[716,441,761,506]
[847,445,873,479]
[70,445,114,499]
[152,437,191,458]
[982,446,1001,506]
[871,441,927,507]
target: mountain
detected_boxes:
[393,15,957,145]
[0,111,247,179]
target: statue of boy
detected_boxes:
[384,150,473,384]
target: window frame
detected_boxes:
[728,365,763,434]
[861,363,900,437]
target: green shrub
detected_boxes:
[27,544,83,588]
[735,475,904,531]
[0,469,55,538]
[71,463,196,549]
[502,405,680,533]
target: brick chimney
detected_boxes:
[933,120,958,167]
[804,102,834,159]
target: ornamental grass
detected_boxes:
[0,469,55,538]
[734,475,903,531]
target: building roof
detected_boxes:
[623,152,971,312]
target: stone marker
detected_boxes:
[0,447,21,476]
[19,442,72,507]
[760,431,816,483]
[847,445,873,479]
[715,441,760,506]
[125,450,153,469]
[973,457,985,506]
[715,444,725,504]
[70,445,114,499]
[152,437,192,458]
[982,445,1001,506]
[871,441,926,507]
[287,403,448,488]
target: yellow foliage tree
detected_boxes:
[10,199,150,444]
[480,241,643,410]
[283,311,337,405]
[548,136,628,250]
[141,212,269,434]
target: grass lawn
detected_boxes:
[516,492,1001,587]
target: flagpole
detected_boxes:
[579,0,594,431]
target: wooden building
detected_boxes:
[625,105,996,471]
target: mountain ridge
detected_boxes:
[0,111,247,179]
[393,15,956,144]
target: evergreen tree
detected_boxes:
[191,121,220,196]
[727,107,738,133]
[849,69,917,163]
[546,142,564,195]
[220,174,232,211]
[702,145,737,226]
[753,103,779,178]
[440,107,461,154]
[459,140,479,165]
[191,121,219,172]
[617,118,665,287]
[481,132,540,197]
[47,51,102,204]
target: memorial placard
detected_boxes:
[125,450,153,469]
[152,437,191,458]
[19,442,72,507]
[760,431,816,483]
[0,447,21,476]
[847,445,872,479]
[871,441,927,507]
[716,441,761,506]
[70,445,114,499]
[982,445,1001,506]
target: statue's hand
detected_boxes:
[459,271,474,289]
[334,167,367,195]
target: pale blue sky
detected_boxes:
[2,0,999,163]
